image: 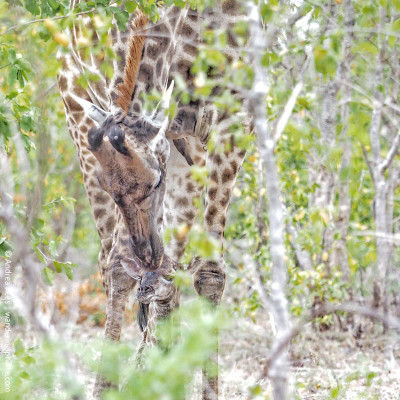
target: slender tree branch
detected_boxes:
[1,10,96,37]
[361,144,375,187]
[246,2,292,398]
[379,127,400,173]
[273,76,305,145]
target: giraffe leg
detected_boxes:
[94,263,136,398]
[193,139,246,400]
[192,257,224,400]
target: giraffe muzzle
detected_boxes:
[130,231,163,271]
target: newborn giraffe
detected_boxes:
[135,254,180,363]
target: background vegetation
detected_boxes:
[1,0,400,398]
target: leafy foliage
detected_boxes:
[1,0,400,398]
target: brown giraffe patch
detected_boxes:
[213,153,223,165]
[132,101,141,113]
[67,95,83,113]
[176,197,189,207]
[183,44,198,57]
[238,149,246,158]
[210,171,218,183]
[183,210,195,220]
[181,23,194,37]
[220,188,231,207]
[221,168,233,184]
[137,63,154,92]
[58,75,68,92]
[230,160,238,175]
[208,187,217,201]
[94,207,106,219]
[87,157,97,167]
[186,182,195,192]
[95,192,110,204]
[156,58,163,77]
[205,205,218,225]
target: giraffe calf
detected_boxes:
[135,254,180,361]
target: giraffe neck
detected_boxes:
[142,286,179,344]
[127,6,194,118]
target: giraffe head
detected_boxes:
[136,254,177,303]
[136,254,178,331]
[137,270,175,305]
[71,83,173,271]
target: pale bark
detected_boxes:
[0,145,52,336]
[365,6,398,316]
[330,0,355,293]
[247,2,292,398]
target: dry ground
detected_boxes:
[76,307,400,400]
[3,272,400,399]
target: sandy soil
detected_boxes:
[4,273,400,400]
[77,305,400,400]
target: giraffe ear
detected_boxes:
[69,93,110,125]
[120,257,142,280]
[157,253,178,280]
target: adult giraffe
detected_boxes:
[58,0,247,398]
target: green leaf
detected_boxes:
[47,0,60,10]
[24,0,40,15]
[6,91,18,100]
[354,41,378,56]
[19,371,30,379]
[53,260,63,273]
[37,24,52,41]
[16,58,32,73]
[63,263,74,280]
[21,355,36,364]
[394,0,400,10]
[19,115,33,132]
[109,6,122,13]
[42,267,54,286]
[330,385,340,398]
[8,66,18,86]
[114,11,129,31]
[35,248,47,265]
[8,48,17,63]
[313,45,337,78]
[0,113,12,140]
[49,240,58,257]
[125,0,136,13]
[14,338,25,356]
[17,69,25,87]
[260,4,275,23]
[392,18,400,31]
